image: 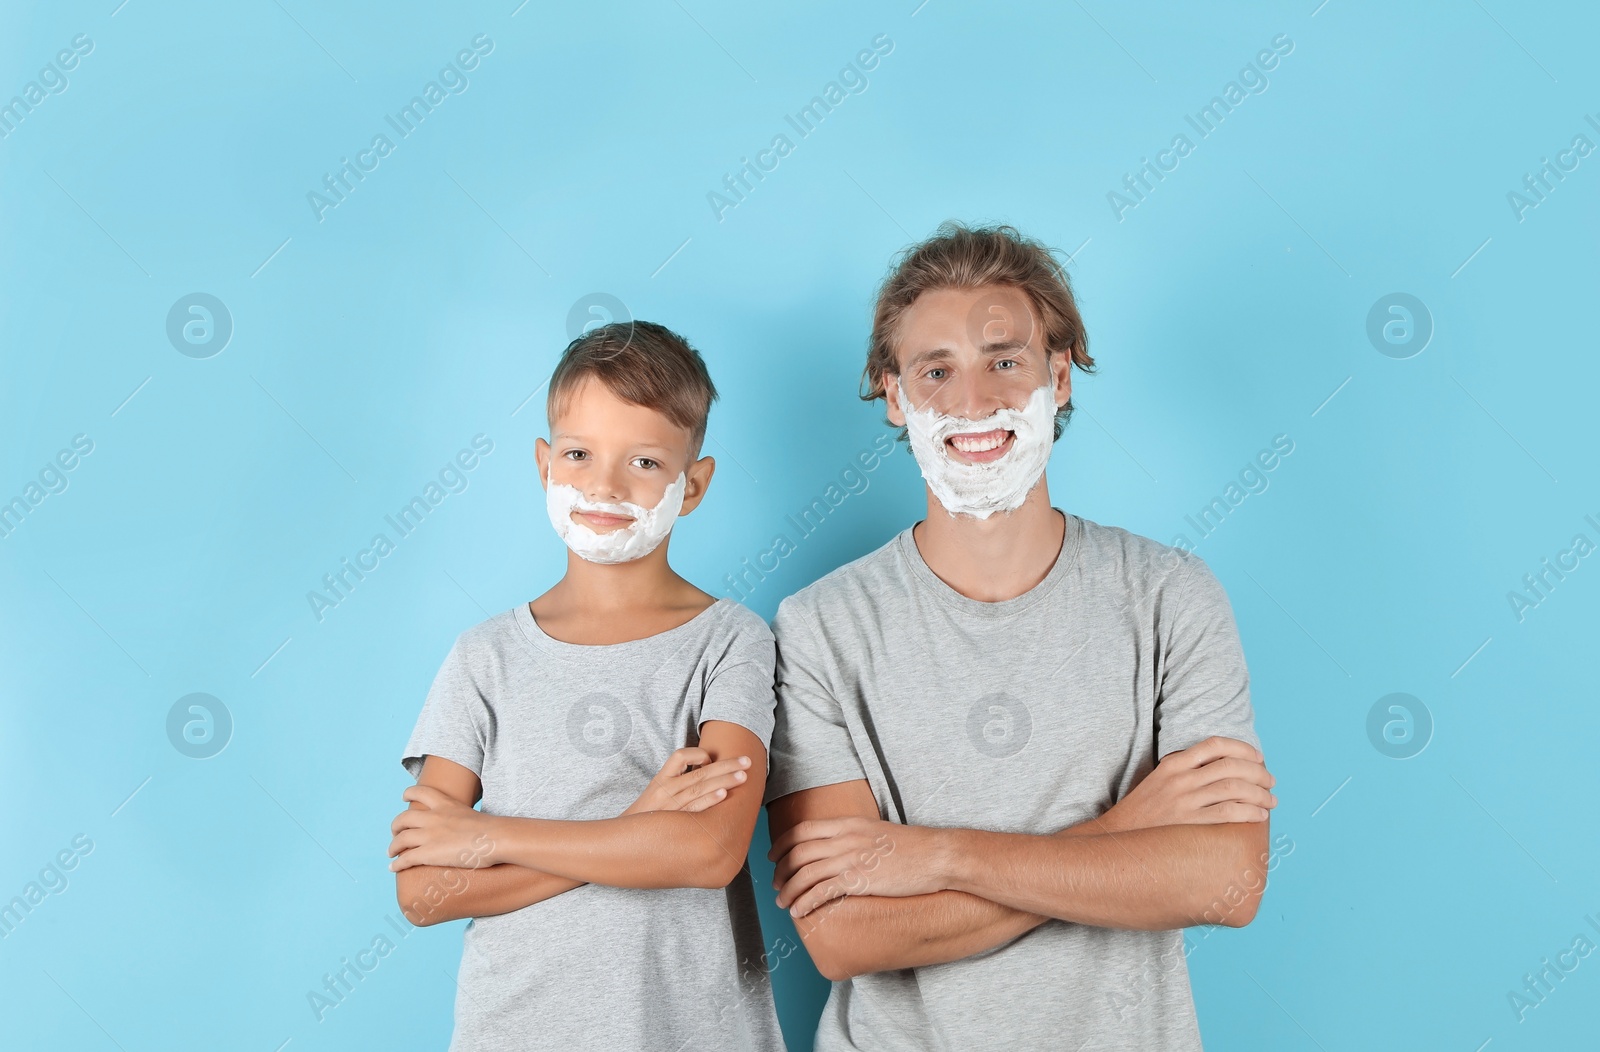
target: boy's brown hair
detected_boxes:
[547,320,719,457]
[860,221,1097,440]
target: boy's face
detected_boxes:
[535,375,715,534]
[884,284,1070,463]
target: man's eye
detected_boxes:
[996,359,1017,370]
[925,368,947,381]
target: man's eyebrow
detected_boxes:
[903,340,1030,370]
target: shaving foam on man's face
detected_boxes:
[891,285,1063,520]
[896,377,1058,520]
[545,458,686,564]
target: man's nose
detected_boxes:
[947,371,1009,420]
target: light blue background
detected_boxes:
[3,1,1597,1049]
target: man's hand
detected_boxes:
[1096,736,1275,833]
[622,746,754,817]
[388,785,498,872]
[769,815,948,919]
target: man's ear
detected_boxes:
[679,453,717,515]
[534,438,550,490]
[1050,350,1072,409]
[883,371,905,427]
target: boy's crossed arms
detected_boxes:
[391,719,765,926]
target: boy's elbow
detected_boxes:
[395,871,442,927]
[694,844,749,890]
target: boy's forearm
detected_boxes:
[398,862,585,926]
[485,810,747,889]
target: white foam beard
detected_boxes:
[896,379,1058,520]
[544,462,686,564]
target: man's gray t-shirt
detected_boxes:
[402,598,786,1052]
[762,511,1261,1052]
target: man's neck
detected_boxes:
[911,483,1066,603]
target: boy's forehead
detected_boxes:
[548,378,693,449]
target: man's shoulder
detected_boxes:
[772,530,911,631]
[1072,512,1205,595]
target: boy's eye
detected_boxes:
[563,449,588,461]
[634,457,659,471]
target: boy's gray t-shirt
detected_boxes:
[402,597,786,1052]
[762,511,1262,1052]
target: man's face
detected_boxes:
[884,285,1069,465]
[536,375,701,533]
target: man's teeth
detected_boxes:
[949,431,1010,453]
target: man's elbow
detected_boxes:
[1200,822,1270,928]
[789,901,867,981]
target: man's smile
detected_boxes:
[946,427,1014,464]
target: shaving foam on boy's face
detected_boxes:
[544,457,686,564]
[896,376,1059,521]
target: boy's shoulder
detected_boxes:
[713,595,775,640]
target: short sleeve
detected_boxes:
[698,612,779,751]
[1154,553,1262,760]
[761,597,869,805]
[400,637,490,780]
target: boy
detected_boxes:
[389,320,786,1052]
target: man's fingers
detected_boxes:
[777,855,859,910]
[1201,801,1271,823]
[790,869,857,914]
[767,817,849,862]
[1194,778,1277,811]
[1164,736,1263,771]
[1189,756,1274,788]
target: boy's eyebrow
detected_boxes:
[552,433,680,454]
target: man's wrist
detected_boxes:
[934,827,981,896]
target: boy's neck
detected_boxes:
[530,546,717,645]
[911,481,1065,604]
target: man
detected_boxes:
[763,221,1279,1050]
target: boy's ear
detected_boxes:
[679,453,716,515]
[534,438,550,489]
[882,371,905,427]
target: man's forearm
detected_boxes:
[797,888,1046,979]
[941,821,1267,929]
[794,814,1121,977]
[399,862,584,926]
[486,809,748,889]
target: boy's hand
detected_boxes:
[1090,735,1276,834]
[621,746,753,817]
[388,785,498,872]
